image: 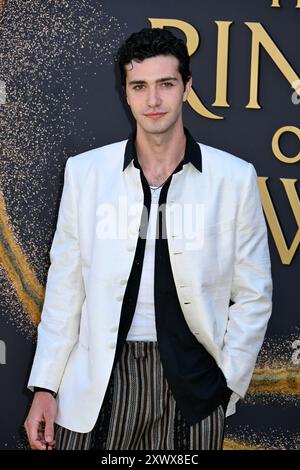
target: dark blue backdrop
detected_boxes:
[0,0,299,450]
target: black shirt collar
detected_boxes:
[122,128,202,173]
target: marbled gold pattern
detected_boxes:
[250,366,300,395]
[0,190,44,324]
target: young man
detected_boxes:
[24,28,272,450]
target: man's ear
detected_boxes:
[183,76,192,102]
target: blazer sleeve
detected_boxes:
[220,162,273,399]
[27,158,85,393]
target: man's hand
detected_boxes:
[24,392,58,450]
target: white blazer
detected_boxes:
[28,139,272,432]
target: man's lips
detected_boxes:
[144,112,167,119]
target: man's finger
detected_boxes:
[29,436,48,450]
[29,437,47,450]
[44,414,55,443]
[26,419,46,450]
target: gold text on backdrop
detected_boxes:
[271,0,300,8]
[272,126,300,164]
[258,178,300,264]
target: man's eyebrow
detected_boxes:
[128,77,178,86]
[157,77,178,83]
[128,80,146,85]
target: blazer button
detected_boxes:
[127,246,135,251]
[116,295,123,301]
[109,342,116,349]
[111,326,118,333]
[120,279,127,285]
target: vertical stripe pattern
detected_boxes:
[54,341,225,450]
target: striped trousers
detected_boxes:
[54,341,226,450]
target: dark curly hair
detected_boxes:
[117,28,191,88]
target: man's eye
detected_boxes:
[133,85,144,90]
[161,82,174,87]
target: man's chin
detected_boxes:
[140,121,173,135]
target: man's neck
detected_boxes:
[135,125,186,183]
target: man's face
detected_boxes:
[125,54,192,136]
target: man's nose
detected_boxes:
[147,87,162,107]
